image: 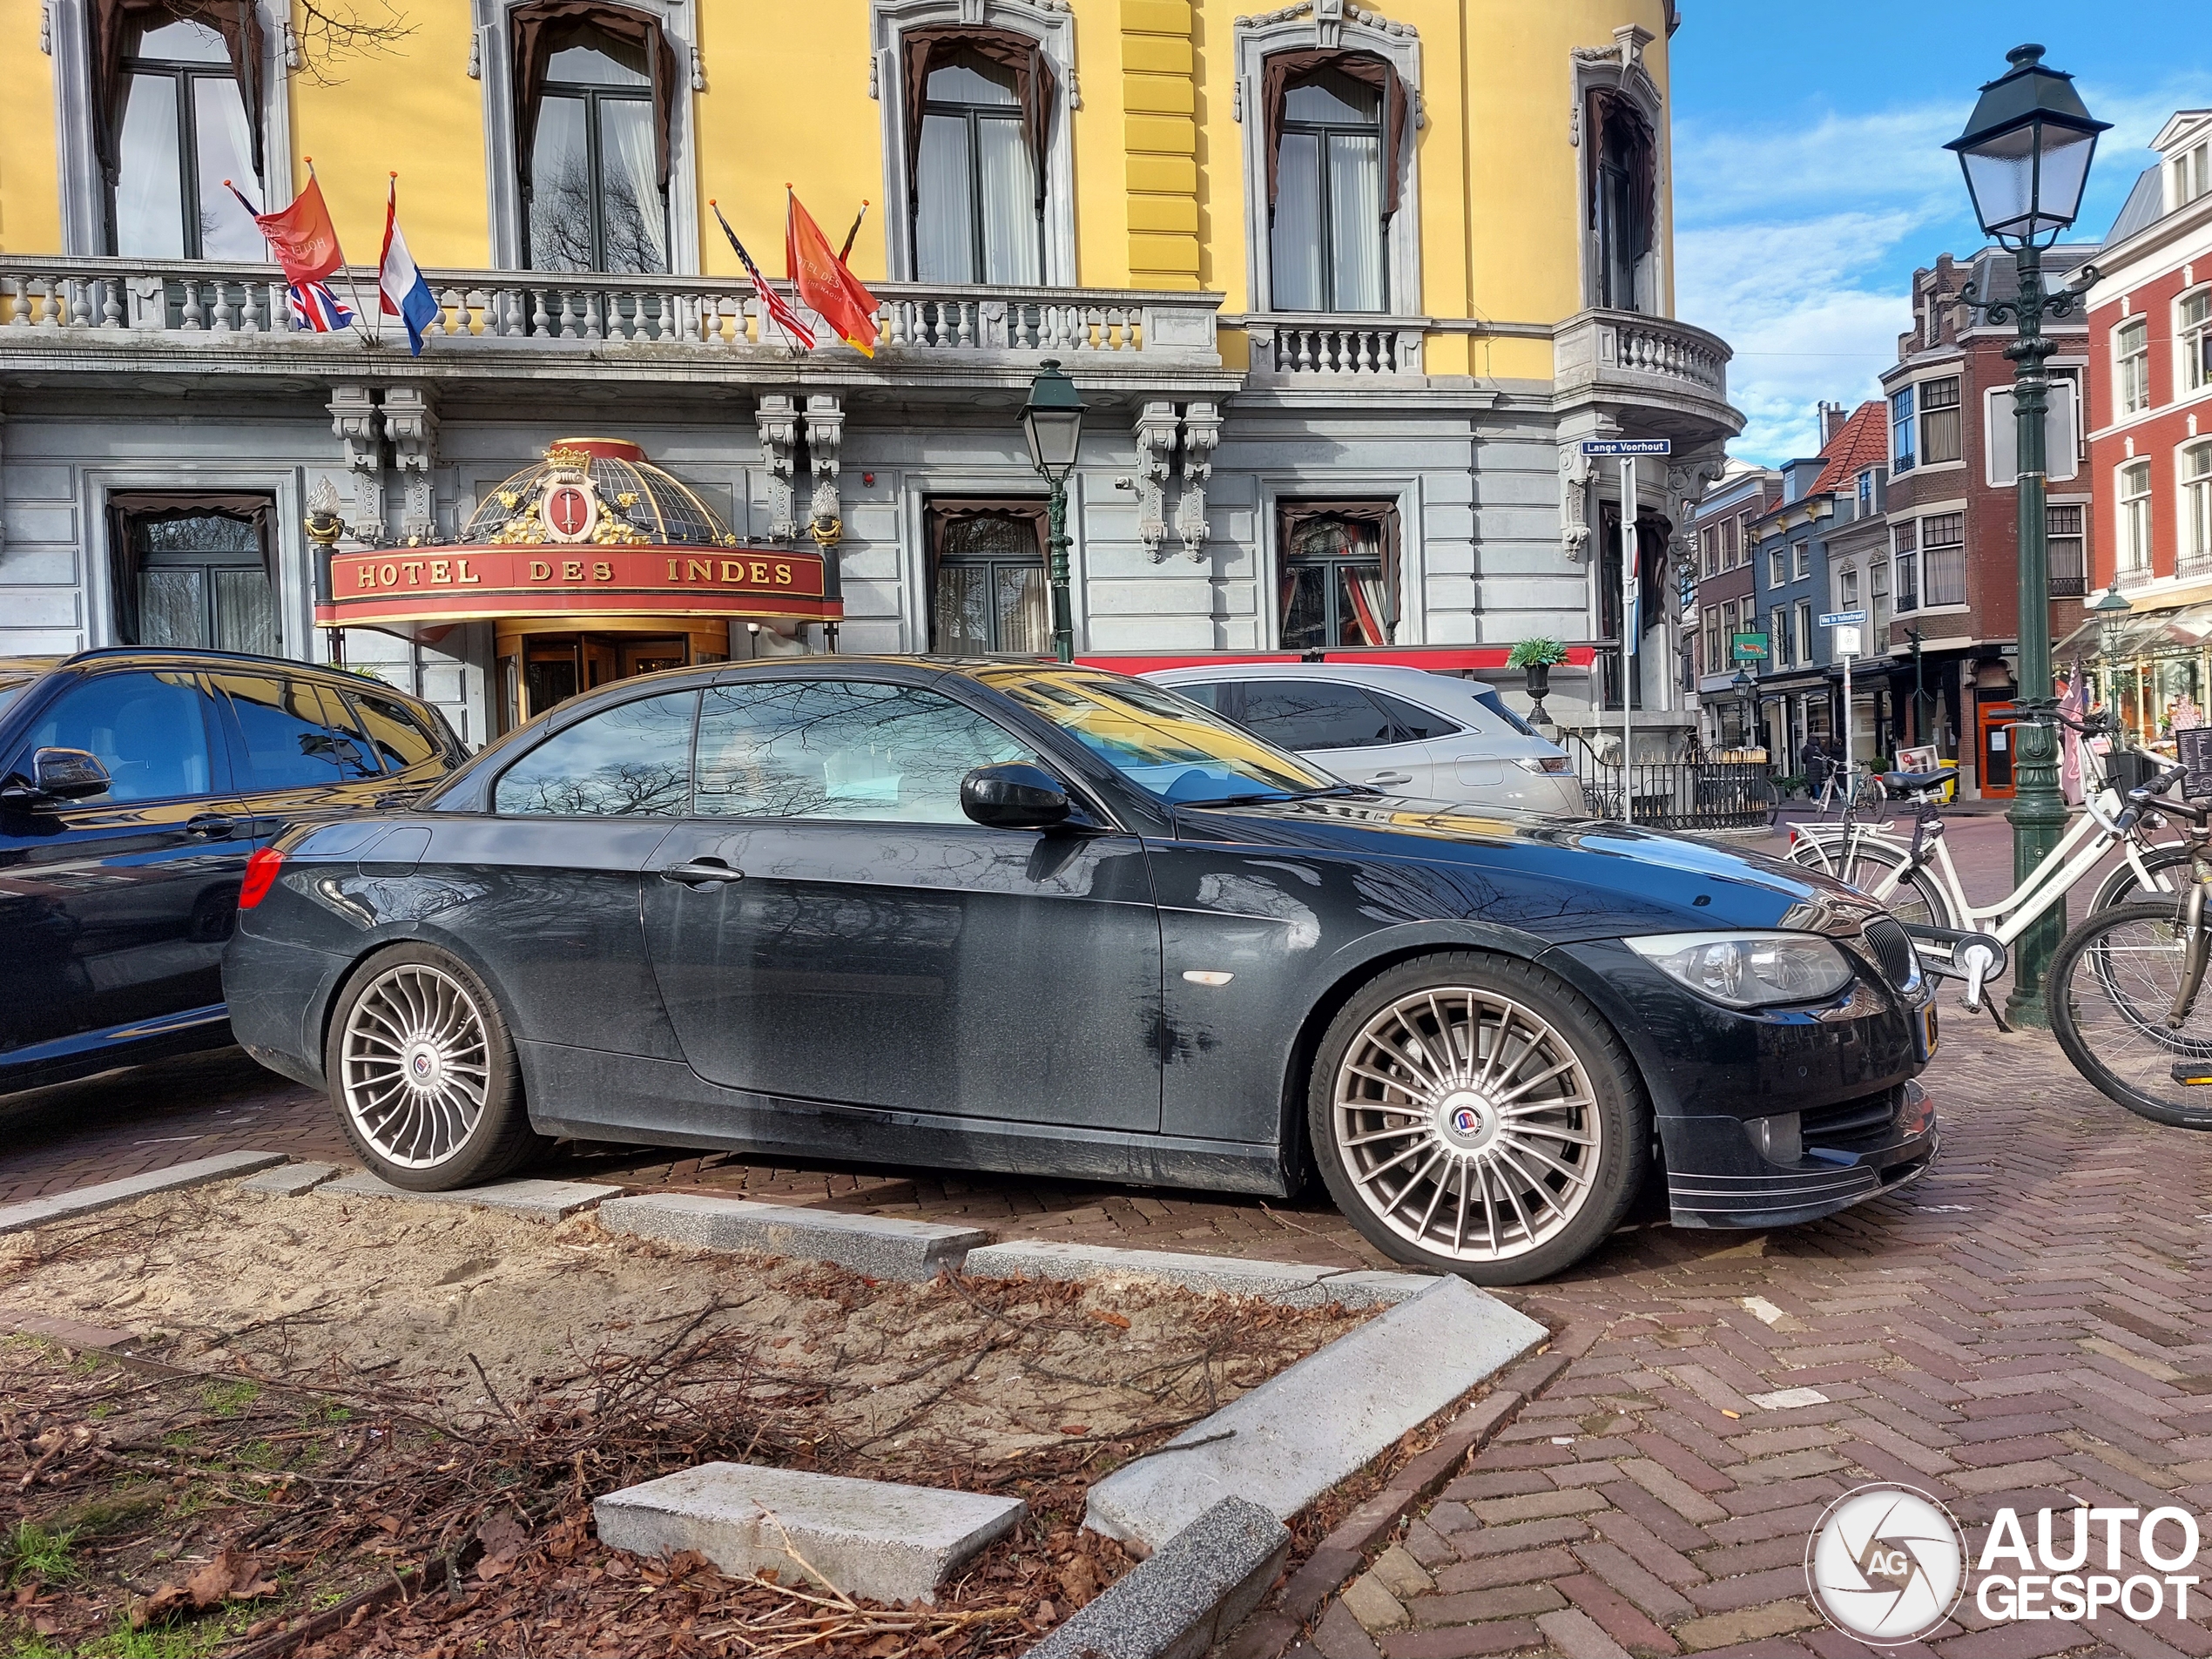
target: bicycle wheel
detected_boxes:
[2090,843,2196,912]
[2049,899,2212,1131]
[1816,841,1953,930]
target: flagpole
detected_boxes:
[308,159,375,347]
[839,201,869,265]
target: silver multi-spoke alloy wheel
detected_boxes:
[340,961,492,1168]
[1332,985,1601,1264]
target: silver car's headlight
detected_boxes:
[1624,932,1856,1008]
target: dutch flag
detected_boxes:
[378,174,439,356]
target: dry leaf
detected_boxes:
[1055,1555,1099,1607]
[1087,1309,1131,1330]
[1058,1424,1090,1435]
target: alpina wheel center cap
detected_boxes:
[1436,1089,1501,1151]
[403,1040,445,1091]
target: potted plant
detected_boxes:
[1507,637,1568,707]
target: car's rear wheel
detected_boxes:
[325,945,545,1190]
[1309,952,1648,1285]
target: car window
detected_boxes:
[694,680,1035,824]
[347,687,443,772]
[494,689,697,816]
[995,671,1332,805]
[1473,689,1537,737]
[1239,681,1397,752]
[19,671,217,801]
[211,672,378,790]
[0,678,29,722]
[1163,679,1224,712]
[1368,690,1461,741]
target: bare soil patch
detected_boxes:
[0,1179,1368,1656]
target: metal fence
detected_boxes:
[1564,742,1777,832]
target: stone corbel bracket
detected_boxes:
[803,394,845,533]
[1664,455,1728,580]
[756,394,801,542]
[1177,402,1222,562]
[1558,446,1594,563]
[1134,401,1179,563]
[382,386,440,544]
[327,386,386,548]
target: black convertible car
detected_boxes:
[224,658,1938,1283]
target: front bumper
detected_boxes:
[1662,1079,1938,1229]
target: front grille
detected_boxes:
[1804,1088,1901,1151]
[1861,915,1918,989]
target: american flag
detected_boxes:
[710,200,814,348]
[288,280,355,333]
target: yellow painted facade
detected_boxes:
[2,0,1673,361]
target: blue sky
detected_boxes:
[1672,1,2212,466]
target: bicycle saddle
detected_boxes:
[1881,767,1959,792]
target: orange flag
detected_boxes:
[251,172,345,287]
[786,191,879,357]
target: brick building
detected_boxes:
[2080,110,2212,744]
[1685,461,1777,748]
[1876,242,2097,799]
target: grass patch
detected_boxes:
[197,1379,260,1417]
[2,1521,80,1588]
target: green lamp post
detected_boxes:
[2088,580,2133,718]
[1020,360,1087,664]
[1946,43,2110,1025]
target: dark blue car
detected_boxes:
[0,648,464,1094]
[223,658,1937,1283]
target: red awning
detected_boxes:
[1074,645,1600,675]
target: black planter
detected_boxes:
[1523,661,1552,700]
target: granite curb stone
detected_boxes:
[598,1193,985,1280]
[592,1461,1023,1604]
[320,1170,623,1219]
[1083,1277,1548,1553]
[958,1240,1433,1308]
[238,1162,341,1197]
[0,1150,288,1236]
[1029,1497,1289,1659]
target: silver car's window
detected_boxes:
[1238,680,1397,752]
[998,671,1331,804]
[693,680,1035,824]
[1474,689,1537,736]
[493,689,697,816]
[1368,689,1461,741]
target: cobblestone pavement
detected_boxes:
[10,811,2212,1656]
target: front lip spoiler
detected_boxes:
[1665,1080,1938,1230]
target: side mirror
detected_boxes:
[31,747,112,802]
[961,762,1071,830]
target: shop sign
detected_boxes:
[316,544,838,630]
[1732,632,1770,661]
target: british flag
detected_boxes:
[287,280,355,333]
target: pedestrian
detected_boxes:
[1801,734,1831,798]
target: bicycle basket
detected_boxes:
[2106,747,2161,797]
[2178,726,2212,801]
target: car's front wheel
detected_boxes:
[324,945,546,1190]
[1309,952,1648,1285]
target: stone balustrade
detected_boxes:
[0,257,1223,369]
[1244,315,1425,377]
[1554,307,1733,405]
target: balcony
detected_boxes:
[1553,308,1740,441]
[1240,314,1426,379]
[0,256,1230,395]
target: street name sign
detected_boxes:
[1580,439,1673,457]
[1818,610,1865,628]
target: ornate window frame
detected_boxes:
[81,466,305,652]
[1568,24,1665,315]
[46,0,296,257]
[1256,475,1425,648]
[869,0,1079,286]
[1232,0,1423,320]
[469,0,702,274]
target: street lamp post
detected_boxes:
[1019,360,1087,664]
[1946,42,2110,1026]
[1731,667,1756,750]
[2088,581,2133,719]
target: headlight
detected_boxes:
[1514,755,1573,774]
[1625,932,1856,1008]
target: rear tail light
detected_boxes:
[1514,755,1572,775]
[239,846,284,910]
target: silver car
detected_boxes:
[1142,663,1587,816]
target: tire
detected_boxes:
[2089,843,2196,912]
[2049,900,2212,1132]
[1307,951,1648,1285]
[1786,838,1953,930]
[323,944,547,1190]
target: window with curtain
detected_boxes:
[2120,461,2154,577]
[109,495,277,655]
[927,504,1047,655]
[1919,376,1962,464]
[1588,90,1655,313]
[109,15,262,260]
[2118,317,2150,415]
[516,8,675,274]
[2047,504,2088,594]
[1270,66,1388,312]
[914,47,1042,284]
[1278,504,1398,647]
[1922,512,1966,606]
[2182,290,2211,395]
[1871,557,1891,632]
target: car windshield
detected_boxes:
[995,671,1343,805]
[1474,688,1536,737]
[0,678,26,722]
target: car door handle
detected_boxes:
[185,814,238,838]
[662,859,745,887]
[1366,772,1413,786]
